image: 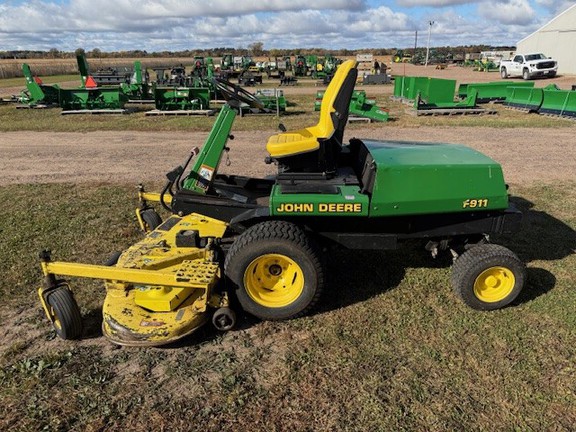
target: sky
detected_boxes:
[0,0,574,52]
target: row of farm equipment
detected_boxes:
[16,55,289,116]
[392,75,576,119]
[10,56,390,122]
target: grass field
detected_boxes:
[0,180,574,431]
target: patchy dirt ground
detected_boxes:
[1,126,574,187]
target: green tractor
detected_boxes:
[38,60,526,346]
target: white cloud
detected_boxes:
[535,0,575,16]
[396,0,478,6]
[0,0,560,51]
[479,0,536,25]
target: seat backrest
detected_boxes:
[316,60,358,138]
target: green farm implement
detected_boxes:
[393,76,456,104]
[77,53,153,103]
[315,89,388,122]
[539,86,576,118]
[394,75,497,115]
[18,64,60,108]
[214,78,287,115]
[151,86,211,112]
[38,60,527,347]
[18,62,127,113]
[505,84,576,118]
[293,55,308,76]
[458,81,535,103]
[504,86,545,112]
[414,90,481,114]
[58,87,129,113]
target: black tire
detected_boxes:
[224,221,324,320]
[212,307,236,331]
[522,69,530,80]
[141,208,162,231]
[451,244,526,311]
[46,287,83,339]
[104,251,122,266]
[500,68,508,79]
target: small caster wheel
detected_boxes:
[46,286,83,340]
[212,307,236,331]
[140,208,162,232]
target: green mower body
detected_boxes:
[269,140,508,218]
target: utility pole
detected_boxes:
[414,30,418,56]
[425,20,435,67]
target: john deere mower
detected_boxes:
[39,60,526,347]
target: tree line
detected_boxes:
[0,43,515,60]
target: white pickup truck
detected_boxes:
[500,53,558,80]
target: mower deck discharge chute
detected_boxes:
[39,60,527,347]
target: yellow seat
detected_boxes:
[267,60,358,159]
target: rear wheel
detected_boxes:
[224,221,324,320]
[451,244,525,310]
[46,286,83,339]
[500,67,508,79]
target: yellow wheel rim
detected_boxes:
[244,254,304,308]
[49,306,62,330]
[473,266,515,303]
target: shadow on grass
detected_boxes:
[314,244,451,315]
[513,267,557,306]
[507,196,575,262]
[82,308,103,339]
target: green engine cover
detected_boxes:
[364,140,509,217]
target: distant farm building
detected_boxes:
[517,4,576,75]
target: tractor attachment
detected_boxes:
[18,64,60,108]
[38,213,235,346]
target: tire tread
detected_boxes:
[224,221,324,320]
[47,287,83,339]
[452,244,525,310]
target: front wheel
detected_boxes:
[500,68,508,79]
[140,208,162,232]
[451,244,526,311]
[46,286,83,339]
[224,221,324,320]
[522,69,531,80]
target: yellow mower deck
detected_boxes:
[39,213,230,347]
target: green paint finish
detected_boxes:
[458,81,534,100]
[153,86,210,111]
[182,105,236,193]
[270,185,369,217]
[393,76,456,104]
[540,88,576,117]
[20,64,60,106]
[426,78,457,104]
[59,87,128,110]
[254,89,287,111]
[76,54,90,87]
[315,90,388,122]
[364,140,509,217]
[415,90,477,110]
[505,86,544,111]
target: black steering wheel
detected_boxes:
[213,77,265,110]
